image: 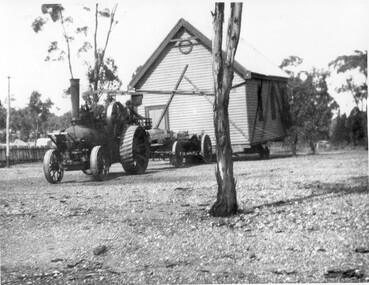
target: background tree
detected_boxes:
[0,105,7,143]
[281,58,339,153]
[28,91,54,142]
[32,4,120,104]
[346,107,367,146]
[330,112,350,145]
[0,105,6,130]
[210,2,242,217]
[329,50,367,147]
[32,4,75,78]
[10,108,33,142]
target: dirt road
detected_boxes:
[1,151,368,284]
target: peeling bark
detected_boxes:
[210,3,243,217]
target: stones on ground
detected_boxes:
[324,268,365,279]
[174,187,191,191]
[272,269,297,275]
[93,245,108,256]
[354,246,369,253]
[67,259,85,268]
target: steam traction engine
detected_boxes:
[43,79,151,183]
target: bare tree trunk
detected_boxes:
[93,3,99,102]
[92,4,118,103]
[209,3,242,217]
[59,10,73,79]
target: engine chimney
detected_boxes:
[70,78,80,121]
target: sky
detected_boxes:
[1,0,368,116]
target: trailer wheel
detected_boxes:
[90,146,110,181]
[170,141,184,168]
[120,125,149,174]
[43,149,64,184]
[200,134,212,164]
[106,101,127,137]
[258,145,270,159]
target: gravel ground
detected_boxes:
[0,150,368,284]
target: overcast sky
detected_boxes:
[1,0,368,115]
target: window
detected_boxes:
[270,85,276,120]
[257,83,264,121]
[145,105,170,130]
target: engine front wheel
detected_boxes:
[90,146,110,181]
[43,149,64,184]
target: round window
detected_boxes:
[179,39,193,55]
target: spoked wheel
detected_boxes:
[43,149,64,184]
[170,141,184,168]
[200,134,212,164]
[90,146,110,181]
[106,101,127,137]
[120,125,149,174]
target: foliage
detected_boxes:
[281,57,339,153]
[32,4,75,78]
[329,50,368,110]
[0,107,72,143]
[346,107,367,146]
[330,113,350,145]
[0,93,57,143]
[0,105,6,130]
[32,4,120,103]
[10,108,33,142]
[87,57,122,91]
[28,91,54,121]
[279,55,303,77]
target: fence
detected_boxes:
[0,145,50,167]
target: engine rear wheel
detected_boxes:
[200,134,212,164]
[43,149,64,184]
[120,125,149,174]
[90,146,110,181]
[170,141,184,168]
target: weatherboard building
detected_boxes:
[128,18,290,155]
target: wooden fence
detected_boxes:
[0,145,50,167]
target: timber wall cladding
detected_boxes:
[246,79,286,144]
[136,28,249,145]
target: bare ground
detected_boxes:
[0,150,368,284]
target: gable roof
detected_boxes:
[129,18,288,88]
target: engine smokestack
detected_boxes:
[70,78,80,120]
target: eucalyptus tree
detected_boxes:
[281,57,339,153]
[210,2,243,217]
[32,4,121,103]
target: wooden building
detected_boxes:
[129,18,290,155]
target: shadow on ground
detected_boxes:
[247,175,369,212]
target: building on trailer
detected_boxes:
[128,18,290,157]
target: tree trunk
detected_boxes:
[93,3,99,103]
[35,115,39,146]
[209,3,242,217]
